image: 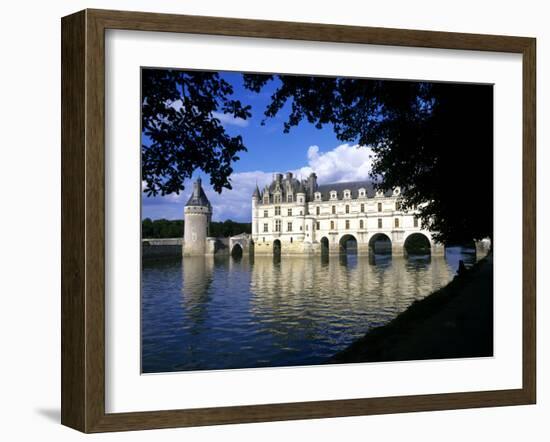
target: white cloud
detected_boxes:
[212,111,250,128]
[142,143,374,222]
[294,144,374,184]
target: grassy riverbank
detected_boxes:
[328,254,493,364]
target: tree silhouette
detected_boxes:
[141,69,251,196]
[142,69,493,244]
[243,74,493,244]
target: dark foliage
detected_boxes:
[141,69,251,196]
[142,218,251,239]
[142,218,184,238]
[142,68,493,244]
[209,219,252,238]
[243,74,493,243]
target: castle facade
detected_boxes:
[251,172,443,256]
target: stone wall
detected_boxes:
[142,238,184,260]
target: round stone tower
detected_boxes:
[183,178,212,256]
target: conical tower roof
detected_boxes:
[185,178,211,208]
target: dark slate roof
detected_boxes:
[252,185,261,198]
[316,180,393,201]
[186,179,211,208]
[257,172,397,203]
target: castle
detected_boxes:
[251,172,443,256]
[183,172,445,257]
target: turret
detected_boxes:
[252,185,260,204]
[251,185,261,236]
[183,178,212,256]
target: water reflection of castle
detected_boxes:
[180,253,461,324]
[176,252,470,367]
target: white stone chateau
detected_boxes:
[251,172,444,256]
[181,172,452,257]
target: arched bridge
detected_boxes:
[320,228,445,256]
[228,233,253,257]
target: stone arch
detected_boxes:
[320,236,330,256]
[273,239,282,256]
[231,243,243,259]
[404,232,431,256]
[368,233,392,255]
[339,234,358,254]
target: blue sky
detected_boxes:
[142,71,374,222]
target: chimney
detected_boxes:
[307,172,317,198]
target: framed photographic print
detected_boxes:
[61,9,536,432]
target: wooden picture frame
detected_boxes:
[61,8,536,433]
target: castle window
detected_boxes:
[378,218,382,228]
[360,220,364,229]
[332,205,336,214]
[263,210,268,218]
[359,188,365,197]
[330,191,337,200]
[290,237,293,243]
[275,219,281,232]
[395,218,400,228]
[314,192,321,201]
[300,226,303,231]
[263,223,268,232]
[344,190,350,199]
[287,222,292,232]
[345,205,350,214]
[377,202,382,212]
[274,194,281,203]
[345,220,350,229]
[287,194,293,203]
[275,206,281,216]
[316,222,320,230]
[263,195,269,204]
[414,217,419,228]
[360,203,365,213]
[287,208,292,216]
[316,206,320,216]
[330,220,335,230]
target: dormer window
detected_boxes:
[330,191,337,200]
[393,187,401,196]
[376,190,384,198]
[287,194,293,203]
[344,190,351,199]
[358,188,366,198]
[314,192,321,201]
[274,193,281,204]
[263,195,269,204]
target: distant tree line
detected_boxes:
[142,218,251,239]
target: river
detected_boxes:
[141,247,476,373]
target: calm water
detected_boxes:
[141,248,476,373]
